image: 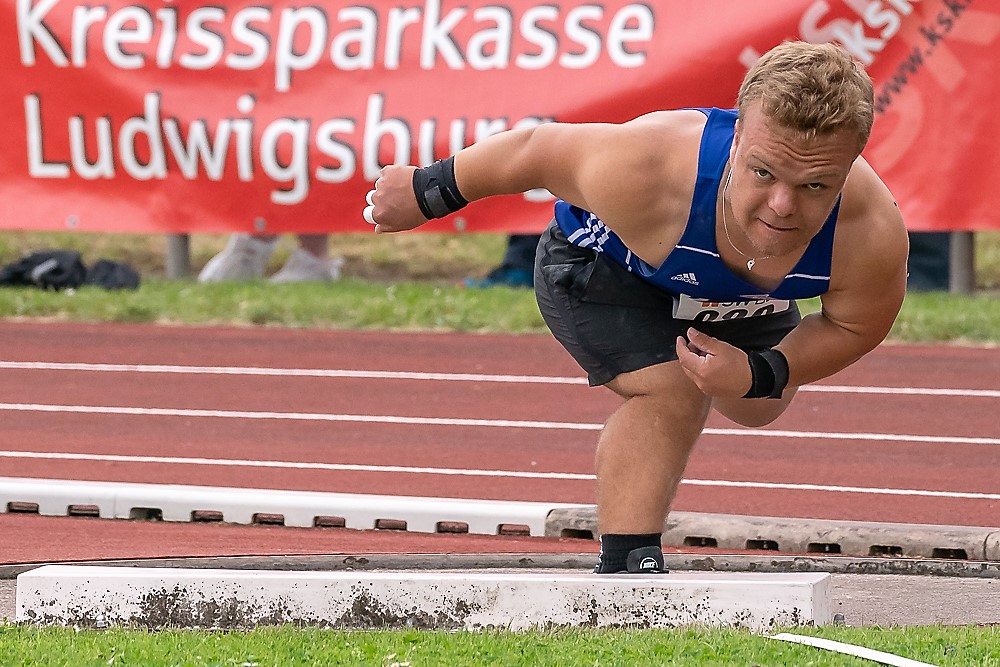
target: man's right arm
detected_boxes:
[365,118,673,235]
[453,123,607,208]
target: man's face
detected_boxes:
[728,101,860,260]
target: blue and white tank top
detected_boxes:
[554,107,839,307]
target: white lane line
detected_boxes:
[0,361,996,398]
[0,450,593,480]
[802,385,999,398]
[770,633,939,667]
[0,402,998,446]
[681,479,1000,501]
[0,361,578,385]
[0,403,600,431]
[703,428,1000,446]
[2,450,999,501]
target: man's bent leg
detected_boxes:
[597,362,711,540]
[712,387,798,427]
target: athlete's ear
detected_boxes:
[727,129,740,175]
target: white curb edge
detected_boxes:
[16,564,833,631]
[0,477,585,536]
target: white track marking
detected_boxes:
[801,385,999,398]
[0,403,599,431]
[0,361,577,385]
[702,428,1000,446]
[0,402,998,445]
[2,450,999,500]
[680,478,1000,501]
[0,450,593,480]
[0,361,996,397]
[770,633,940,667]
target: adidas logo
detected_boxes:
[638,557,660,571]
[670,272,699,285]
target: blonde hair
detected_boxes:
[737,41,874,151]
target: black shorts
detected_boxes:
[534,220,801,386]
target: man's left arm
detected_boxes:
[775,205,909,388]
[676,189,909,397]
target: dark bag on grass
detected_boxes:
[0,250,87,290]
[85,259,141,290]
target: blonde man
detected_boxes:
[365,41,908,574]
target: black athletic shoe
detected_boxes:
[626,545,667,573]
[593,546,668,574]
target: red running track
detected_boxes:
[0,321,998,564]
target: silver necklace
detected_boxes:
[721,170,774,271]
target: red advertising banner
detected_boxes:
[0,0,997,234]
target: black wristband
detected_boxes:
[412,156,469,220]
[743,348,790,399]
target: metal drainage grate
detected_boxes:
[746,539,779,551]
[251,513,285,526]
[684,536,719,548]
[313,515,346,528]
[6,502,39,513]
[435,521,469,534]
[67,504,100,518]
[128,507,163,521]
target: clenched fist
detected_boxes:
[362,165,428,234]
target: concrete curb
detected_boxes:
[16,565,832,630]
[547,507,1000,562]
[5,552,1000,581]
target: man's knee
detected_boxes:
[605,362,711,420]
[713,389,797,427]
[607,361,692,398]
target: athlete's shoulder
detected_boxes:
[567,109,708,251]
[622,108,711,137]
[841,157,907,245]
[600,109,709,182]
[831,156,909,285]
[820,156,907,347]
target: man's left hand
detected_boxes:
[675,328,753,398]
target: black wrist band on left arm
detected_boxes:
[412,156,469,220]
[743,348,790,399]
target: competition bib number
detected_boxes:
[672,295,791,322]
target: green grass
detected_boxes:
[2,229,998,286]
[978,232,1000,291]
[0,279,547,332]
[0,231,998,342]
[1,625,999,666]
[0,231,510,285]
[0,279,997,344]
